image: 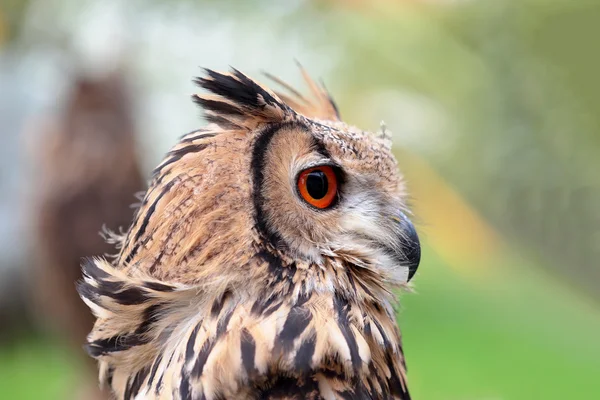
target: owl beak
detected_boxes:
[393,212,421,282]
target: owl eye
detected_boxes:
[297,166,338,209]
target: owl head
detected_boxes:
[114,66,420,295]
[80,66,421,399]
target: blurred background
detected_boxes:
[1,0,599,399]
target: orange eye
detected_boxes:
[297,166,338,209]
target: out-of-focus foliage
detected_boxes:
[0,0,29,42]
[0,0,598,399]
[323,0,600,300]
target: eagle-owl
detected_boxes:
[79,66,421,400]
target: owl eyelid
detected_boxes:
[298,160,341,172]
[294,161,343,187]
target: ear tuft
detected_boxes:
[193,68,292,131]
[264,62,341,121]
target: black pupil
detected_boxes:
[306,171,328,200]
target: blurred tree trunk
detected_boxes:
[29,69,145,399]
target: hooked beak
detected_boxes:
[393,212,421,282]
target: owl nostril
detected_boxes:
[396,212,421,281]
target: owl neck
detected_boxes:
[251,244,400,308]
[80,255,408,398]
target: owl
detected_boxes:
[78,66,421,400]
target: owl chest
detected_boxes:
[114,297,408,400]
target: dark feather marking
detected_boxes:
[308,118,342,133]
[287,262,298,279]
[375,368,391,399]
[180,371,192,400]
[153,143,209,177]
[196,68,285,112]
[193,96,245,117]
[210,290,231,317]
[205,114,244,130]
[87,278,124,300]
[136,303,163,336]
[262,301,283,317]
[148,250,166,276]
[85,333,148,357]
[387,353,409,398]
[339,384,368,400]
[250,293,277,315]
[355,277,375,299]
[363,317,372,338]
[76,279,99,305]
[131,168,206,271]
[294,331,316,373]
[185,322,202,363]
[338,389,358,400]
[179,128,207,139]
[232,67,285,107]
[278,306,312,353]
[188,304,232,379]
[334,295,361,372]
[310,135,331,159]
[320,368,346,381]
[145,177,203,274]
[256,249,285,282]
[216,308,234,337]
[346,270,357,294]
[106,366,114,387]
[81,258,109,280]
[147,354,163,387]
[180,132,216,143]
[296,290,310,307]
[337,375,371,400]
[124,179,176,264]
[191,339,215,378]
[143,281,174,292]
[156,351,175,395]
[85,303,164,357]
[116,184,151,256]
[240,328,256,375]
[123,375,133,400]
[259,375,319,399]
[108,286,148,306]
[373,302,383,313]
[129,365,150,398]
[372,319,390,349]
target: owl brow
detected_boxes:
[308,119,342,132]
[301,159,341,171]
[309,135,331,159]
